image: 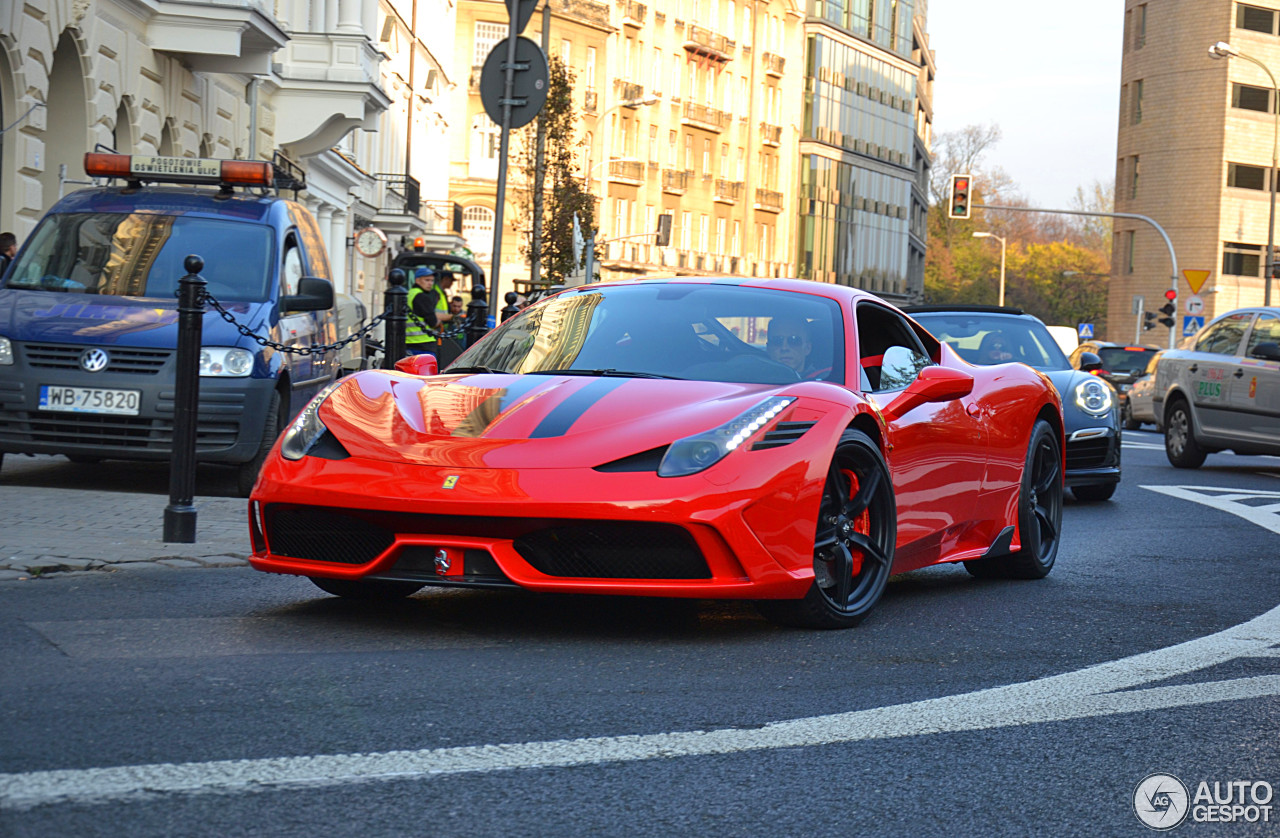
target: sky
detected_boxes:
[926,0,1124,209]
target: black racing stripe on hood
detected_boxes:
[528,378,630,438]
[451,376,556,438]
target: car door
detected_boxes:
[1186,312,1252,439]
[857,303,987,556]
[1233,311,1280,441]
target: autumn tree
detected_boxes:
[514,55,599,285]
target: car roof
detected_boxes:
[903,304,1045,322]
[50,185,284,224]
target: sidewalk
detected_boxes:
[0,454,251,580]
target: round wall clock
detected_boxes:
[354,226,387,258]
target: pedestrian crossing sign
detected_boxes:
[1077,323,1094,339]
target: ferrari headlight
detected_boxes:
[0,337,12,365]
[658,397,794,477]
[280,380,343,460]
[1074,378,1114,416]
[200,347,254,377]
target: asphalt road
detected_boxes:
[2,430,1279,837]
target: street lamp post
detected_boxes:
[1210,40,1277,306]
[973,231,1007,306]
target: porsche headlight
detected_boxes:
[0,337,12,365]
[1074,378,1114,416]
[200,347,254,377]
[658,397,794,477]
[280,380,343,460]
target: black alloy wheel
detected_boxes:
[1164,399,1207,469]
[757,429,896,629]
[966,418,1063,579]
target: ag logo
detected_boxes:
[1134,773,1190,830]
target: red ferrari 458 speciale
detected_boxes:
[249,278,1064,628]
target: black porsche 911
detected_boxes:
[906,306,1121,502]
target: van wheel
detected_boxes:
[237,391,283,497]
[1164,398,1206,469]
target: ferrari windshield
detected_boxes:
[3,212,274,301]
[911,311,1071,371]
[451,283,846,385]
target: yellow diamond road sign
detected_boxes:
[1183,269,1211,295]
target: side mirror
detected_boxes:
[1076,351,1103,372]
[282,276,334,312]
[394,353,438,376]
[882,366,974,420]
[1250,341,1280,362]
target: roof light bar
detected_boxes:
[83,153,273,187]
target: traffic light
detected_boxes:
[1158,289,1176,328]
[1143,311,1158,331]
[949,174,972,219]
[655,213,672,247]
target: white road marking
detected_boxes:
[1143,484,1280,536]
[3,482,1279,810]
[1122,440,1165,451]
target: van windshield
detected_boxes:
[3,212,274,301]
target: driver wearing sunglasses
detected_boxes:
[766,316,815,377]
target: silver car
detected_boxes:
[1123,350,1164,430]
[1153,307,1280,467]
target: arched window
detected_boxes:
[462,206,495,261]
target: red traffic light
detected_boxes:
[1164,289,1177,300]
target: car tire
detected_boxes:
[965,419,1063,580]
[1164,398,1206,469]
[1071,482,1116,503]
[309,576,424,599]
[237,390,283,498]
[756,429,896,629]
[1121,403,1141,431]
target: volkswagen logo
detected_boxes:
[80,348,110,373]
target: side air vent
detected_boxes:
[751,421,816,451]
[593,445,668,472]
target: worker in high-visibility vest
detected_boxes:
[405,266,454,354]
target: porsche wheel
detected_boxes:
[309,576,424,600]
[1164,399,1206,469]
[965,419,1062,579]
[757,429,896,629]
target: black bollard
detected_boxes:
[501,291,521,322]
[163,255,206,543]
[466,281,489,347]
[382,268,407,369]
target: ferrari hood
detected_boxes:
[316,370,809,469]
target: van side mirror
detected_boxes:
[1250,341,1280,362]
[1076,351,1103,372]
[282,276,334,312]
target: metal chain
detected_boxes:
[202,289,392,357]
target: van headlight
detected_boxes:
[280,381,343,460]
[658,397,794,477]
[1074,378,1114,416]
[200,347,254,377]
[0,337,12,365]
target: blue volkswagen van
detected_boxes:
[0,154,338,495]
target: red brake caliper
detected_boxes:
[842,468,870,577]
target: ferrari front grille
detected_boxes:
[751,420,816,450]
[514,522,710,579]
[266,507,395,564]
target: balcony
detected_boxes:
[762,52,785,77]
[608,159,645,185]
[145,0,285,74]
[584,89,599,112]
[621,0,647,27]
[374,173,421,218]
[614,79,644,103]
[662,168,689,194]
[714,179,743,204]
[682,101,731,132]
[754,188,784,213]
[760,122,782,147]
[683,24,735,62]
[561,0,612,27]
[273,32,390,157]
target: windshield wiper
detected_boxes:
[448,365,505,374]
[528,368,684,380]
